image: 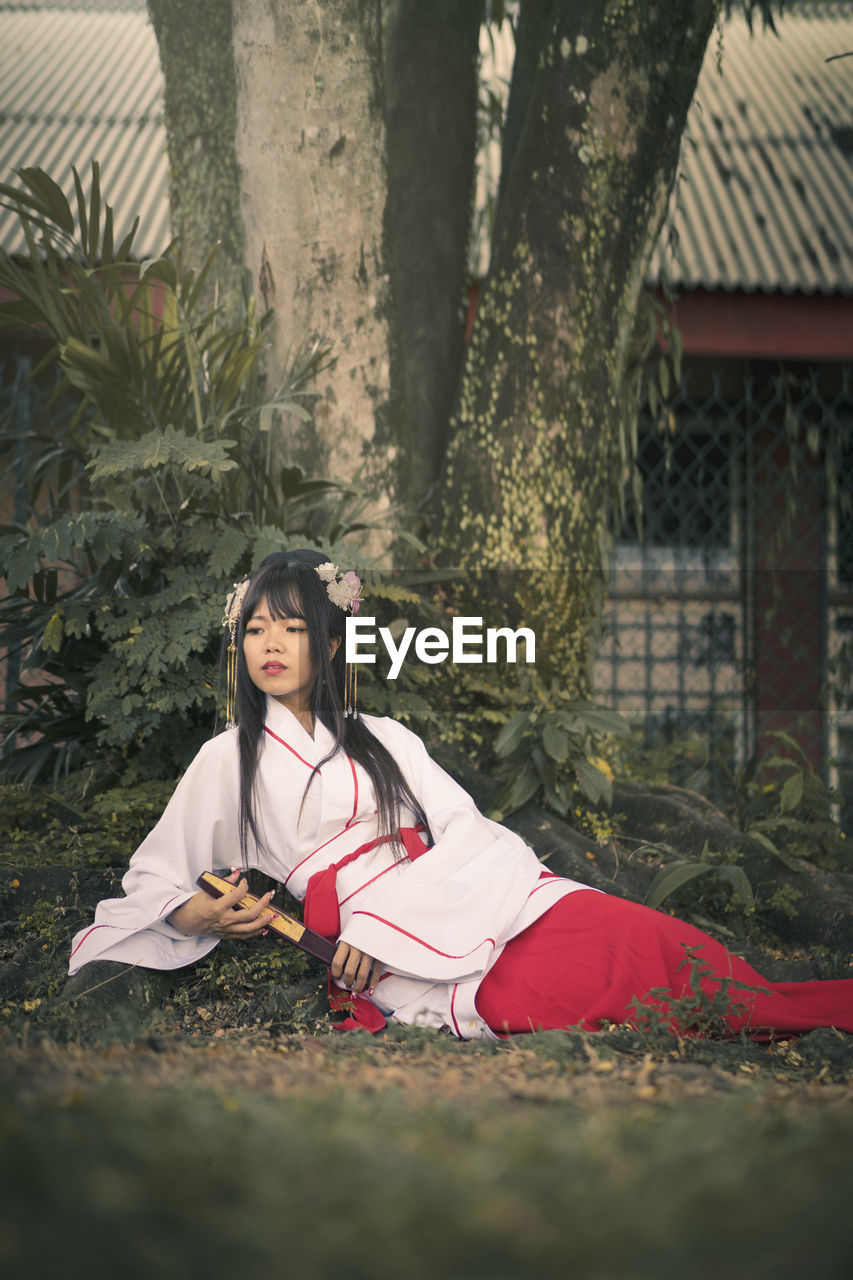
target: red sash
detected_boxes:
[303,825,429,1033]
[303,825,428,941]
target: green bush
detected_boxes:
[488,679,629,824]
[722,730,850,872]
[0,778,177,867]
[0,164,374,785]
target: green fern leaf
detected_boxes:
[88,426,238,478]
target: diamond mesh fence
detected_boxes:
[596,360,853,811]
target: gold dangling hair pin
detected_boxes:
[222,577,250,729]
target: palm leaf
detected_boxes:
[7,166,74,235]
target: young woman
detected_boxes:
[68,549,853,1039]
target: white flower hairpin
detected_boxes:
[316,562,362,614]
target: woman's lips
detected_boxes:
[262,662,286,672]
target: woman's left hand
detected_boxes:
[331,941,381,994]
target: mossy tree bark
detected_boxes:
[231,0,399,514]
[384,0,483,509]
[438,0,718,686]
[147,0,246,322]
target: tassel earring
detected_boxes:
[225,636,238,728]
[343,660,358,719]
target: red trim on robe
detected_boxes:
[347,910,496,961]
[526,872,563,898]
[263,726,316,771]
[69,922,137,959]
[345,755,359,827]
[69,924,108,960]
[264,729,369,889]
[283,819,370,891]
[450,983,463,1038]
[338,860,400,907]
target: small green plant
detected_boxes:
[763,883,805,921]
[721,731,849,872]
[488,679,629,824]
[615,724,724,793]
[167,934,326,1036]
[628,944,764,1044]
[643,840,754,920]
[8,891,86,1002]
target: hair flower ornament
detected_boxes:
[316,562,361,615]
[222,578,250,635]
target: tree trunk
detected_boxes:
[231,0,398,515]
[147,0,246,321]
[384,0,483,509]
[497,0,553,212]
[439,0,718,687]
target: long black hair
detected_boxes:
[220,548,430,866]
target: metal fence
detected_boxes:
[596,359,853,805]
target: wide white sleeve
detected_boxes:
[122,733,242,900]
[68,732,243,973]
[365,715,525,848]
[337,717,545,982]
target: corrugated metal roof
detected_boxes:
[651,2,853,294]
[0,3,168,260]
[0,2,850,294]
[3,2,146,12]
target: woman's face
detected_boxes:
[242,598,316,713]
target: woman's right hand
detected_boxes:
[167,870,275,940]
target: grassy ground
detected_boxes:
[3,789,853,1280]
[2,1014,853,1279]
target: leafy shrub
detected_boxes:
[639,840,755,938]
[721,730,850,872]
[0,778,177,867]
[0,165,373,785]
[167,935,325,1037]
[350,580,631,835]
[488,679,629,823]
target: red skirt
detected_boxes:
[475,890,853,1039]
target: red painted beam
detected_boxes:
[468,282,853,360]
[661,289,853,361]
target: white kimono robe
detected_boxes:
[68,698,591,1038]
